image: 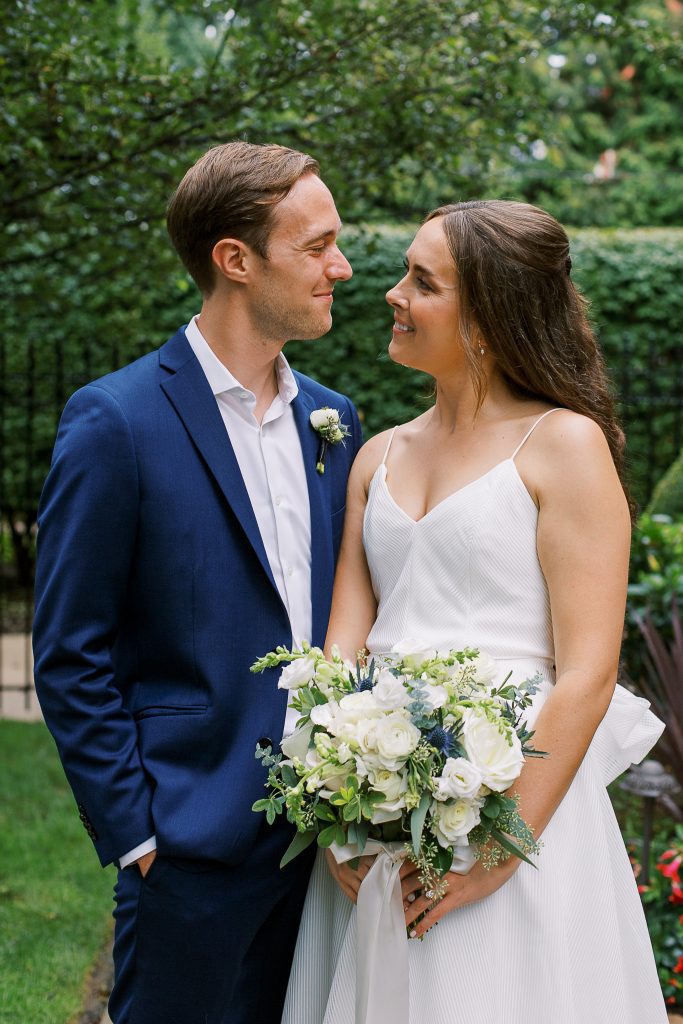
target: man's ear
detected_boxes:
[211,237,255,284]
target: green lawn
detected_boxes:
[0,721,113,1024]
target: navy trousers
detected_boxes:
[109,821,314,1024]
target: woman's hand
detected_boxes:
[324,848,376,903]
[400,857,520,938]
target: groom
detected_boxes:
[33,141,360,1024]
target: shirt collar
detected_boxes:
[184,315,299,405]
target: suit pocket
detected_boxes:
[133,705,209,721]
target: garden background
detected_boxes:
[1,1,683,1021]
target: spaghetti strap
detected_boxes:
[511,408,562,460]
[381,426,397,466]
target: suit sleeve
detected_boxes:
[33,384,154,867]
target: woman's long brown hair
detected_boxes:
[426,200,634,518]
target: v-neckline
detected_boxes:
[377,458,516,525]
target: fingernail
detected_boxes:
[407,893,416,903]
[403,903,408,911]
[409,929,417,938]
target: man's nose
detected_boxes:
[328,247,353,281]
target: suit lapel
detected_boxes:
[158,330,279,597]
[291,383,335,646]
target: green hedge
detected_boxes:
[2,227,682,574]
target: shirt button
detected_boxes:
[287,567,294,577]
[275,496,282,506]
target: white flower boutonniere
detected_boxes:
[309,407,350,474]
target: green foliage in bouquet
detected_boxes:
[251,643,545,891]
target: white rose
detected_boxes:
[338,690,381,719]
[342,716,379,754]
[310,407,340,429]
[374,712,421,770]
[368,767,406,802]
[473,651,498,686]
[391,638,435,668]
[372,669,410,710]
[434,757,484,801]
[432,798,482,848]
[310,701,338,730]
[423,683,448,710]
[461,708,524,792]
[278,656,317,691]
[368,768,408,824]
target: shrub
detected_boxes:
[648,449,683,518]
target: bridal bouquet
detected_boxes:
[251,640,545,895]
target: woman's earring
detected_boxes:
[479,344,486,357]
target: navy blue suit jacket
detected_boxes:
[33,327,362,868]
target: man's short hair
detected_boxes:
[166,141,320,294]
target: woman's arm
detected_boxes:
[405,411,632,935]
[324,432,389,659]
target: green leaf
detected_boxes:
[252,798,271,812]
[280,764,298,787]
[314,803,336,822]
[410,790,431,856]
[355,820,370,855]
[279,829,317,868]
[317,824,339,848]
[490,827,537,867]
[434,844,454,875]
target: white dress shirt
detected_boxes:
[119,316,312,868]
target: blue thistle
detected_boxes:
[353,657,376,693]
[426,725,457,757]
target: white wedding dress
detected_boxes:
[282,411,667,1024]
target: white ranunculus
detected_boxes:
[278,655,317,690]
[434,757,484,801]
[432,797,482,848]
[310,407,340,430]
[391,637,435,669]
[461,708,524,792]
[473,651,498,686]
[374,712,421,770]
[372,669,410,710]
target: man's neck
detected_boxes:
[195,305,282,409]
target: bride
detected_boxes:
[282,200,667,1023]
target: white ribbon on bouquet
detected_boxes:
[331,839,410,1024]
[331,839,478,1024]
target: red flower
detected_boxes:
[674,956,683,975]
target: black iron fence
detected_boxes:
[1,337,682,712]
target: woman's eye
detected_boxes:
[402,258,430,291]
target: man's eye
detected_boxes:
[310,246,325,254]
